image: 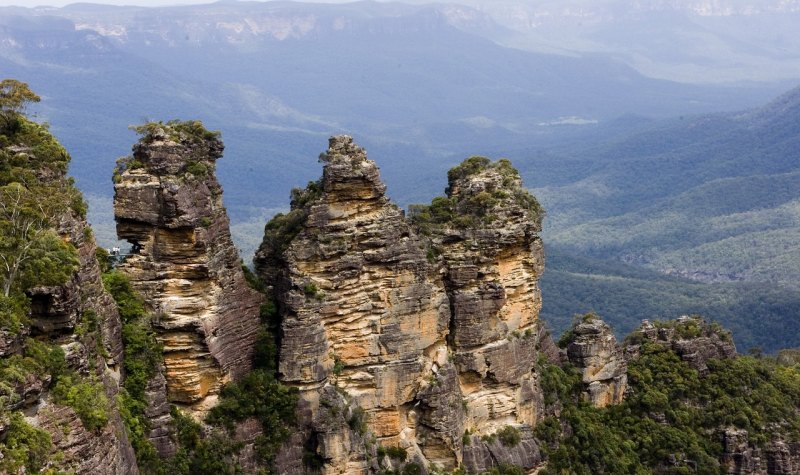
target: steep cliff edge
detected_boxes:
[562,314,627,407]
[255,136,553,474]
[0,83,136,474]
[113,120,262,414]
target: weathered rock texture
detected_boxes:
[255,137,552,474]
[114,124,262,416]
[721,428,800,475]
[632,315,737,375]
[438,158,549,433]
[19,181,137,473]
[565,315,627,407]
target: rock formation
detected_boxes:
[436,157,552,433]
[631,315,737,374]
[113,121,262,417]
[565,314,627,407]
[25,206,138,474]
[0,115,137,472]
[255,137,553,474]
[721,428,800,475]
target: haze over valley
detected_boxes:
[2,0,800,349]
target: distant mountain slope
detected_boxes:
[0,1,788,226]
[540,249,800,353]
[524,86,800,288]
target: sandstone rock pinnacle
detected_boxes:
[114,121,262,416]
[257,137,554,473]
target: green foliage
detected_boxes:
[377,444,408,461]
[50,375,110,431]
[121,320,161,405]
[537,358,582,406]
[168,407,243,475]
[95,247,112,273]
[0,411,52,473]
[446,156,491,184]
[348,405,369,435]
[241,263,267,293]
[102,268,163,469]
[0,292,29,332]
[556,329,574,349]
[113,156,143,181]
[132,119,220,144]
[538,340,800,474]
[0,79,39,129]
[480,464,525,475]
[303,282,320,297]
[777,349,800,366]
[411,156,543,234]
[496,425,521,447]
[260,180,323,260]
[1,96,80,302]
[541,248,800,353]
[185,161,211,178]
[75,309,99,337]
[0,338,65,411]
[0,182,79,298]
[102,270,147,324]
[205,369,299,467]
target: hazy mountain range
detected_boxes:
[2,0,800,350]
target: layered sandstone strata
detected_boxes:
[256,136,451,473]
[114,122,262,413]
[630,315,737,375]
[256,137,553,474]
[22,173,137,473]
[565,315,627,407]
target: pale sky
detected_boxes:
[0,0,365,7]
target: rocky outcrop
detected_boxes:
[435,157,550,436]
[721,428,800,475]
[631,315,737,375]
[256,136,451,473]
[13,177,137,472]
[565,315,627,407]
[38,403,135,474]
[256,137,551,473]
[114,122,263,415]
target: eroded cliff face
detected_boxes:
[27,207,138,474]
[437,158,550,432]
[255,137,553,474]
[628,315,737,375]
[113,123,262,416]
[0,116,137,472]
[564,315,627,407]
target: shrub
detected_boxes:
[497,425,521,447]
[102,271,147,324]
[377,445,407,461]
[185,161,211,178]
[206,369,299,465]
[0,411,52,473]
[348,406,368,435]
[169,407,242,475]
[103,268,162,468]
[51,375,109,431]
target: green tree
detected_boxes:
[0,79,40,127]
[0,181,76,297]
